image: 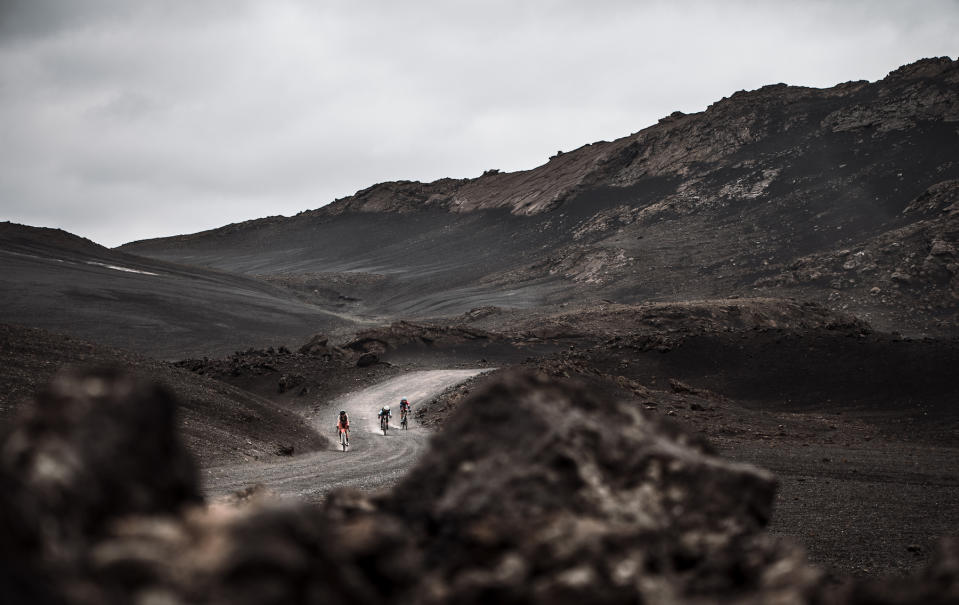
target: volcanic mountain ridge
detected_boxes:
[120,57,959,335]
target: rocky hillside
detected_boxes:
[121,57,959,334]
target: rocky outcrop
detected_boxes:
[344,321,497,354]
[381,371,815,604]
[756,181,959,326]
[321,178,468,215]
[503,298,872,343]
[823,57,959,133]
[296,333,351,362]
[301,57,958,217]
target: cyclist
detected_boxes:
[378,405,392,430]
[399,398,411,425]
[336,410,350,446]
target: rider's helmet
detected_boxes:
[385,405,391,411]
[401,398,408,403]
[339,410,346,416]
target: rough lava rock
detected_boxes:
[0,367,201,603]
[379,370,821,604]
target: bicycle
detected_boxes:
[338,427,350,451]
[400,408,409,430]
[380,414,389,434]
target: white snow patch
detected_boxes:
[86,261,159,276]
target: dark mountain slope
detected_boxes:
[0,223,360,358]
[121,57,959,334]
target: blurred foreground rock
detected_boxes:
[0,367,200,603]
[1,368,956,604]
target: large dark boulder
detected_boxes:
[355,352,379,367]
[381,370,817,603]
[0,368,200,574]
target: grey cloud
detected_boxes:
[87,91,158,122]
[1,0,957,247]
[0,0,256,42]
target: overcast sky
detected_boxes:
[1,0,957,247]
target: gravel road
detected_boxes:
[202,369,486,502]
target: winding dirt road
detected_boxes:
[202,369,485,502]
